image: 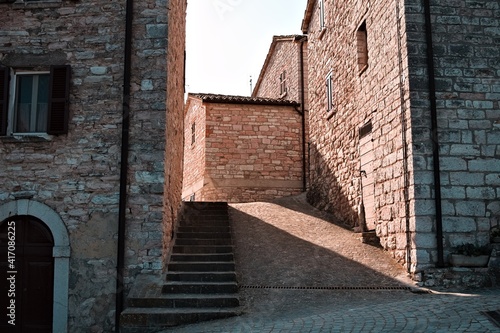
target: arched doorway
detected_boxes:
[0,216,54,333]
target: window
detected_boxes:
[191,122,196,145]
[0,65,70,136]
[279,70,287,97]
[357,21,368,72]
[319,0,326,30]
[326,71,334,113]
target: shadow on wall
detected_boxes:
[306,143,360,229]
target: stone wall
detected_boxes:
[0,0,186,331]
[404,0,500,269]
[304,0,414,268]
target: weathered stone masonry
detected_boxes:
[0,0,186,331]
[303,0,499,277]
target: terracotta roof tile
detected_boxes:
[189,93,300,106]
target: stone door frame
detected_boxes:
[0,200,70,333]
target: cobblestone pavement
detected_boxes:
[162,194,500,332]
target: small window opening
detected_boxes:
[326,71,334,113]
[279,71,287,97]
[191,122,196,145]
[357,21,368,72]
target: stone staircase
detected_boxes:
[120,202,240,332]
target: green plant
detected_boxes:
[453,243,490,256]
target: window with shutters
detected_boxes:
[0,65,70,137]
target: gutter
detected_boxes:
[424,0,444,267]
[296,35,308,192]
[116,0,133,330]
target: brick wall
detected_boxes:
[252,36,310,189]
[182,97,206,200]
[182,96,305,202]
[0,0,186,331]
[203,102,304,202]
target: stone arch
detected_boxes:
[0,199,69,333]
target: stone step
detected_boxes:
[175,238,232,246]
[127,293,240,308]
[181,217,230,225]
[170,253,234,262]
[178,226,231,233]
[168,261,235,272]
[172,245,233,254]
[162,282,238,294]
[176,232,231,239]
[120,307,240,331]
[166,271,237,283]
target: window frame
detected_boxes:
[8,70,51,135]
[0,65,70,137]
[279,70,287,97]
[319,0,326,31]
[357,21,368,73]
[191,122,196,145]
[326,71,335,115]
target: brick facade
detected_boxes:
[183,94,305,202]
[302,0,499,277]
[0,0,186,331]
[252,35,309,112]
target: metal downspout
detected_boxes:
[424,0,444,267]
[116,0,133,330]
[298,35,308,192]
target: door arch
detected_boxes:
[0,200,69,333]
[0,216,54,332]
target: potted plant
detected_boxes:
[491,227,500,243]
[450,243,490,267]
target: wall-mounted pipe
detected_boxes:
[115,0,134,330]
[296,35,308,192]
[424,0,444,268]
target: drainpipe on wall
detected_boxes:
[296,35,308,192]
[424,0,444,268]
[115,0,134,330]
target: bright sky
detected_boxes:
[186,0,306,97]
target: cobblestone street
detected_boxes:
[163,194,500,332]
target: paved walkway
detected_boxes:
[163,194,500,332]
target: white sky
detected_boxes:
[186,0,306,97]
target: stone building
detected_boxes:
[302,0,499,282]
[0,0,186,332]
[252,35,309,109]
[182,93,305,202]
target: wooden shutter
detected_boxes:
[0,67,9,136]
[47,65,70,135]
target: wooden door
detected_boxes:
[360,131,376,231]
[0,216,54,333]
